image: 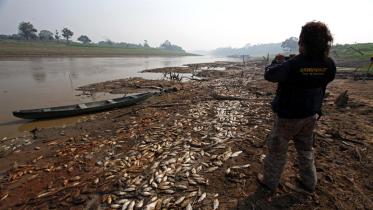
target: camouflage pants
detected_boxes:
[263,114,317,191]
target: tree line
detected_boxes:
[211,37,299,57]
[0,21,91,44]
[0,21,185,52]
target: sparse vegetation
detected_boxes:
[332,43,373,59]
[77,35,91,44]
[18,22,37,40]
[0,21,191,56]
[61,28,73,42]
[159,40,185,52]
[281,37,299,53]
[38,30,54,41]
[0,40,195,57]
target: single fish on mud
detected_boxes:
[213,199,219,210]
[197,192,206,203]
[230,151,243,157]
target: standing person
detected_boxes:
[259,21,336,195]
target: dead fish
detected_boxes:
[175,166,182,173]
[197,192,206,203]
[37,191,53,198]
[232,164,251,169]
[175,196,185,205]
[127,200,135,210]
[144,200,158,210]
[207,166,219,172]
[186,203,193,210]
[94,178,99,184]
[111,204,121,209]
[200,150,205,156]
[213,160,223,166]
[124,187,136,192]
[186,191,198,198]
[201,162,209,167]
[188,179,197,185]
[135,200,144,208]
[194,178,207,185]
[117,198,129,204]
[143,187,153,192]
[213,199,219,210]
[121,200,131,210]
[191,168,197,174]
[226,168,231,174]
[0,193,8,201]
[175,184,188,190]
[260,154,266,162]
[222,151,232,161]
[158,185,171,190]
[141,191,152,196]
[180,198,192,208]
[163,189,175,194]
[150,196,158,202]
[162,197,173,206]
[230,151,243,158]
[151,182,158,188]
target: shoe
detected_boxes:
[295,178,315,193]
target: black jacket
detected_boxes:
[265,54,336,119]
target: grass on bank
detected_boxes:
[332,43,373,60]
[0,40,196,57]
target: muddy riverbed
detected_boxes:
[0,60,372,210]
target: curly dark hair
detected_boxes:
[299,21,333,59]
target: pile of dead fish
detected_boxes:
[96,98,254,209]
[0,135,33,158]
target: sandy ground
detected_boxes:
[0,60,372,210]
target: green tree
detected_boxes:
[18,21,37,40]
[54,30,61,40]
[281,37,299,52]
[77,35,91,44]
[160,40,185,52]
[39,30,54,40]
[144,40,150,48]
[62,28,73,42]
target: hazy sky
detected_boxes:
[0,0,372,51]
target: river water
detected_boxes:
[0,56,238,138]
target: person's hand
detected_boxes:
[275,54,285,63]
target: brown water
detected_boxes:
[0,56,238,138]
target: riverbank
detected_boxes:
[0,60,372,209]
[0,40,196,57]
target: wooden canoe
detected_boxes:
[12,92,153,120]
